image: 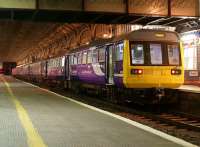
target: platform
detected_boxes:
[176,85,200,93]
[0,75,196,147]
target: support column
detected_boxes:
[197,35,200,70]
[168,0,171,17]
[199,0,200,17]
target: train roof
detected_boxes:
[117,29,179,42]
[69,29,179,54]
[17,29,179,67]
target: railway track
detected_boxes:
[157,112,200,132]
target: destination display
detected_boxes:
[39,0,82,11]
[0,0,35,9]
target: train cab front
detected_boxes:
[122,33,184,89]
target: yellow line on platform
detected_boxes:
[1,77,47,147]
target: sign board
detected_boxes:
[189,71,199,77]
[171,0,199,17]
[84,0,126,13]
[128,0,168,16]
[0,0,35,9]
[39,0,82,11]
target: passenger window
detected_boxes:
[62,57,65,67]
[98,47,105,62]
[115,43,124,61]
[78,52,82,64]
[82,51,87,64]
[150,44,162,65]
[92,49,98,63]
[70,55,73,65]
[168,44,180,65]
[131,44,144,64]
[73,54,78,65]
[87,50,92,64]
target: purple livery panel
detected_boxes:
[47,67,64,80]
[114,61,123,87]
[70,61,124,87]
[70,62,106,85]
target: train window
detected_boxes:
[168,44,180,65]
[92,49,98,63]
[56,59,59,67]
[150,44,162,65]
[53,60,55,67]
[59,57,62,67]
[87,50,92,63]
[115,43,124,61]
[82,51,87,64]
[62,57,65,67]
[73,54,78,65]
[98,47,105,62]
[55,59,58,67]
[131,44,144,64]
[78,52,82,64]
[70,55,73,65]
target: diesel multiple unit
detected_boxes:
[12,29,184,104]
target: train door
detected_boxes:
[106,44,114,85]
[45,61,47,78]
[65,55,70,80]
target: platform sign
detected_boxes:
[39,0,82,11]
[84,0,126,13]
[128,0,168,16]
[0,0,35,9]
[189,71,199,77]
[171,0,199,17]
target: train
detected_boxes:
[12,29,184,104]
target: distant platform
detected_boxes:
[176,85,200,93]
[185,80,200,87]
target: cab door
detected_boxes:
[106,44,114,85]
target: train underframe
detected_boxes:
[65,80,178,105]
[13,76,178,105]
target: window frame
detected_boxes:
[149,43,163,65]
[167,43,182,66]
[130,41,181,66]
[130,41,147,66]
[92,48,99,63]
[73,53,78,65]
[82,51,87,64]
[115,42,124,62]
[98,46,106,63]
[87,49,93,64]
[77,52,82,64]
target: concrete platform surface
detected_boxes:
[0,75,196,147]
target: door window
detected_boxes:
[98,47,105,62]
[115,43,124,61]
[150,44,162,65]
[168,44,180,65]
[131,44,144,64]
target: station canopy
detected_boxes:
[0,0,199,63]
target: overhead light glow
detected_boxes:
[103,34,112,38]
[181,34,197,41]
